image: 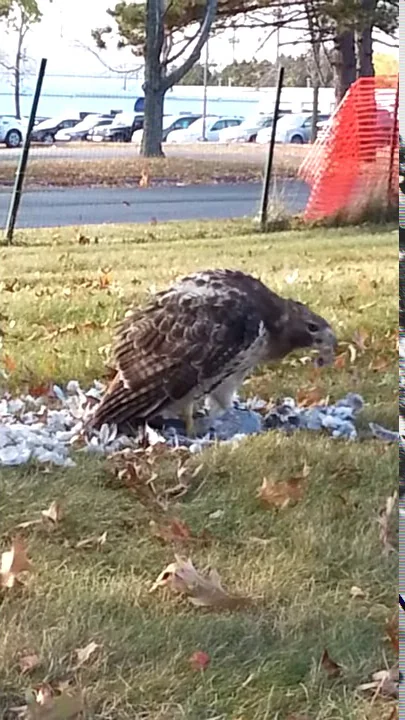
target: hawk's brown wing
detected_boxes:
[89,288,263,429]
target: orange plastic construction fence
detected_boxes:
[299,75,399,221]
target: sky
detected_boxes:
[0,0,399,80]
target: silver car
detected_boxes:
[257,112,330,144]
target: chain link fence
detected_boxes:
[0,75,397,232]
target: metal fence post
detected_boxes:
[259,65,284,232]
[4,57,47,245]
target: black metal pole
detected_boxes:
[259,65,284,232]
[4,57,47,245]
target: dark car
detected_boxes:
[92,113,144,142]
[400,134,405,195]
[30,114,84,143]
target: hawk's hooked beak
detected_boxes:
[313,327,337,367]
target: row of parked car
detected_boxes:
[0,106,395,148]
[0,108,334,148]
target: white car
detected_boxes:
[256,112,330,145]
[218,114,274,143]
[132,113,201,144]
[54,114,113,142]
[166,116,244,143]
[0,115,27,148]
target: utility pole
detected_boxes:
[229,28,240,63]
[202,38,209,141]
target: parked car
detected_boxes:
[256,112,330,144]
[400,134,405,195]
[0,115,27,148]
[132,113,202,144]
[166,115,244,143]
[217,113,285,143]
[91,112,144,142]
[30,113,84,143]
[86,118,114,140]
[54,114,114,141]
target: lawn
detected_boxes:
[0,220,398,719]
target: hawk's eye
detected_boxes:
[307,322,319,333]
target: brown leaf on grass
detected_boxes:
[98,268,112,289]
[3,353,17,372]
[369,357,391,372]
[378,493,397,555]
[139,169,150,188]
[75,531,107,549]
[0,537,32,588]
[352,328,369,351]
[74,641,100,668]
[258,465,309,510]
[358,664,400,699]
[350,585,366,599]
[150,555,251,609]
[334,352,347,369]
[77,233,90,245]
[150,517,211,546]
[150,518,192,543]
[189,650,210,671]
[41,501,63,525]
[18,653,41,674]
[320,648,342,677]
[27,687,83,719]
[296,387,325,407]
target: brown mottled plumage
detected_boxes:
[87,269,336,433]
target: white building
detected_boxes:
[0,70,336,119]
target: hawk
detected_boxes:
[87,269,336,435]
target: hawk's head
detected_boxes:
[276,299,337,366]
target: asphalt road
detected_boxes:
[0,180,309,229]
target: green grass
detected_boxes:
[0,220,398,719]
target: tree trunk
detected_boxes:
[14,29,23,119]
[311,82,319,142]
[357,0,376,77]
[332,30,356,105]
[141,84,165,157]
[14,63,21,118]
[356,27,374,77]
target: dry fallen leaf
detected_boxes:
[352,328,369,351]
[150,518,192,543]
[258,465,309,510]
[320,648,342,677]
[75,531,107,549]
[350,585,366,599]
[0,537,32,588]
[189,650,210,671]
[296,387,325,407]
[3,353,17,372]
[41,501,63,525]
[358,664,399,699]
[139,169,150,188]
[18,652,41,674]
[378,493,397,555]
[150,555,250,609]
[74,641,100,668]
[27,688,83,719]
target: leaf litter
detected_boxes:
[0,536,32,589]
[150,555,251,609]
